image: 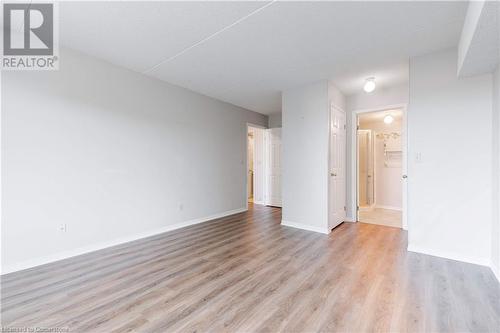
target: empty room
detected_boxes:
[1,1,499,332]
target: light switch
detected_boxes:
[415,152,422,163]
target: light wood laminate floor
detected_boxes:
[1,204,499,332]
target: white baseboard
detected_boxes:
[375,205,402,211]
[1,207,247,275]
[344,216,356,223]
[407,244,490,267]
[281,220,330,234]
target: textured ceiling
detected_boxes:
[60,1,468,114]
[458,1,499,77]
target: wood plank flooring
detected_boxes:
[1,204,499,332]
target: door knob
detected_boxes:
[402,175,408,179]
[331,173,337,177]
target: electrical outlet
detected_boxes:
[59,223,67,232]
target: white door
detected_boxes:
[265,128,282,207]
[329,105,346,230]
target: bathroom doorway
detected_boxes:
[247,128,255,203]
[247,124,266,206]
[355,108,406,228]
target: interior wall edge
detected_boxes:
[492,262,500,283]
[1,207,247,276]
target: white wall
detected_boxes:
[408,49,493,266]
[492,65,500,280]
[268,113,282,128]
[1,47,267,273]
[345,83,409,219]
[281,80,345,234]
[347,83,408,112]
[329,81,347,111]
[282,81,330,233]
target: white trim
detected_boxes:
[374,205,402,211]
[1,207,247,275]
[351,104,408,230]
[491,263,500,283]
[357,129,375,208]
[344,216,356,223]
[281,220,330,234]
[407,244,490,267]
[253,200,265,205]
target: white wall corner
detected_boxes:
[1,207,247,275]
[281,220,330,235]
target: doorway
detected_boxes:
[247,128,255,203]
[353,107,407,229]
[246,124,282,208]
[247,125,266,206]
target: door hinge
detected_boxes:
[357,206,360,211]
[356,125,360,130]
[344,206,346,211]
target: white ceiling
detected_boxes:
[60,1,468,114]
[458,1,499,77]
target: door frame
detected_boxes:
[356,129,375,209]
[350,104,408,230]
[246,123,266,210]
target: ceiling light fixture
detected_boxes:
[384,114,394,124]
[363,77,376,93]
